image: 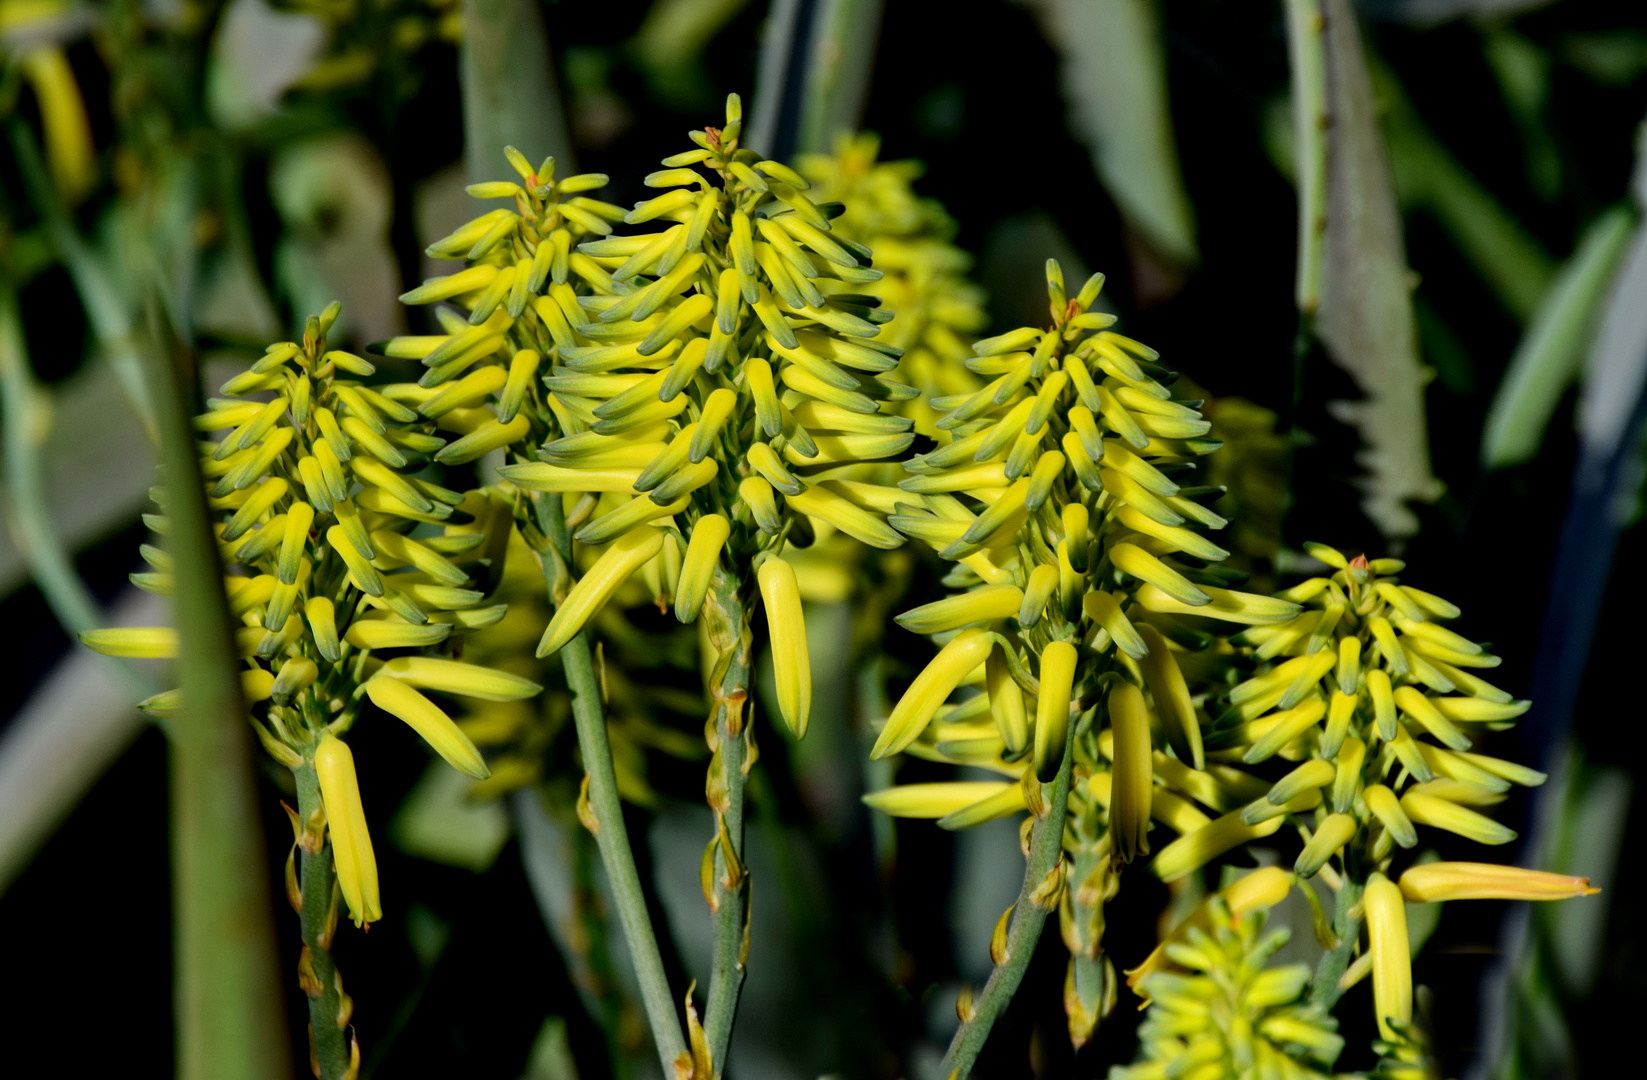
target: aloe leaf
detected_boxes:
[1482,205,1636,469]
[138,305,291,1079]
[1027,0,1197,267]
[1298,0,1440,538]
[461,0,576,181]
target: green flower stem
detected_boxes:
[295,762,351,1080]
[941,732,1074,1079]
[532,492,688,1074]
[1309,871,1365,1010]
[703,567,754,1067]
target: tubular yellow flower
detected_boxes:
[1400,789,1516,845]
[1364,873,1412,1041]
[675,513,730,623]
[364,677,490,779]
[315,735,381,928]
[862,781,1019,818]
[896,583,1024,635]
[1152,810,1284,883]
[872,629,994,759]
[1136,624,1201,770]
[757,557,811,738]
[1397,862,1598,902]
[1035,641,1078,781]
[1295,813,1356,877]
[537,526,666,657]
[79,626,178,658]
[1108,681,1152,860]
[985,647,1029,754]
[378,656,542,701]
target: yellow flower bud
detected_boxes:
[365,677,490,779]
[1364,872,1411,1041]
[538,526,666,657]
[872,629,993,759]
[757,557,810,739]
[314,736,381,928]
[1108,680,1152,859]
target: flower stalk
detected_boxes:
[702,566,755,1066]
[531,488,689,1073]
[295,761,354,1080]
[941,724,1073,1079]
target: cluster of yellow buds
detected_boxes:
[1115,891,1345,1080]
[452,94,913,741]
[796,133,988,437]
[868,258,1294,781]
[1214,544,1542,880]
[83,305,540,928]
[864,259,1301,1043]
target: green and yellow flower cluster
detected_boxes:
[82,94,1596,1079]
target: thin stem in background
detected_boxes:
[940,729,1074,1079]
[532,490,689,1075]
[702,567,754,1066]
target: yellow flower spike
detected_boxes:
[538,526,666,657]
[1108,680,1152,859]
[364,677,490,779]
[1399,789,1516,845]
[896,583,1024,635]
[1398,862,1598,903]
[1136,624,1202,770]
[1151,809,1285,883]
[1295,813,1356,877]
[314,735,382,928]
[1364,873,1412,1041]
[872,628,994,759]
[80,626,179,658]
[757,557,810,739]
[985,648,1029,754]
[379,656,542,701]
[676,514,730,623]
[862,781,1017,819]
